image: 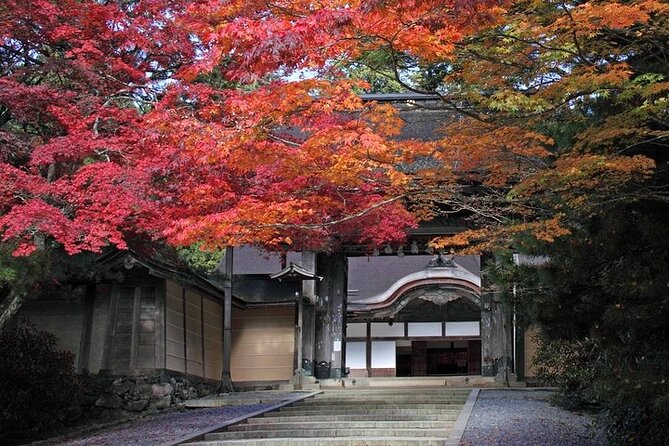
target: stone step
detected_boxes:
[207,428,450,440]
[332,377,494,388]
[178,389,472,446]
[318,389,472,395]
[249,413,460,423]
[181,437,448,446]
[310,393,469,401]
[229,421,455,431]
[284,403,464,411]
[299,398,467,405]
[313,393,470,398]
[268,408,462,417]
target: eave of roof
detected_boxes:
[98,249,247,309]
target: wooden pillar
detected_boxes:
[315,251,347,378]
[365,321,372,377]
[480,291,495,377]
[302,304,316,372]
[220,246,234,391]
[480,256,513,381]
[515,325,526,380]
[499,298,514,381]
[301,252,317,371]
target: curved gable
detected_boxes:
[348,264,481,313]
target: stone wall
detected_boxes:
[93,372,218,414]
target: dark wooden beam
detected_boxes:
[220,247,234,391]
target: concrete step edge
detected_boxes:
[181,437,448,446]
[253,415,460,421]
[207,429,451,440]
[270,410,463,415]
[231,421,455,430]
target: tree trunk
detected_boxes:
[0,290,25,332]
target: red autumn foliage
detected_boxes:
[1,0,507,256]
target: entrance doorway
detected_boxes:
[396,339,481,376]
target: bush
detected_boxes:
[533,337,599,409]
[0,321,80,437]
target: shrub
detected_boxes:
[0,321,80,437]
[533,336,599,408]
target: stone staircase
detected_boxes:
[179,388,471,446]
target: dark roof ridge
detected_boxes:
[359,92,442,102]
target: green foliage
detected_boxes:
[472,4,669,442]
[504,199,669,445]
[177,243,225,275]
[0,242,109,286]
[533,337,599,408]
[409,63,451,92]
[0,321,80,437]
[338,49,406,94]
[342,66,404,94]
[0,266,15,284]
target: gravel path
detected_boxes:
[45,403,273,446]
[460,389,606,446]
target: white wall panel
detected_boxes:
[346,342,366,369]
[445,321,480,336]
[371,322,405,337]
[371,341,396,368]
[407,322,442,337]
[346,323,367,338]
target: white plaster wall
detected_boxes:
[445,321,480,336]
[407,322,442,337]
[371,322,405,337]
[371,341,396,368]
[346,323,366,338]
[346,342,367,369]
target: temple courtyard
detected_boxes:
[34,388,605,446]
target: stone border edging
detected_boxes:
[161,390,322,446]
[444,388,480,446]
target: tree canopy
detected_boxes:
[2,1,669,442]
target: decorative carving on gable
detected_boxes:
[418,289,463,306]
[426,253,456,269]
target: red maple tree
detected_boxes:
[1,0,507,257]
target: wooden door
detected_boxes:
[411,341,427,376]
